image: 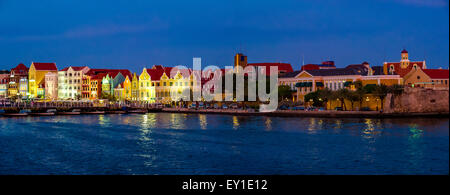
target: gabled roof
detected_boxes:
[423,69,449,79]
[60,66,88,71]
[247,63,294,75]
[11,63,28,72]
[145,66,191,81]
[32,62,57,71]
[384,61,425,77]
[85,69,131,80]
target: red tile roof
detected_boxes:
[60,66,87,71]
[385,61,425,77]
[301,64,320,71]
[145,66,191,81]
[32,62,57,71]
[85,69,132,80]
[423,69,449,79]
[401,49,408,53]
[11,63,29,72]
[247,63,294,75]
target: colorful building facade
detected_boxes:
[58,66,90,100]
[0,71,10,98]
[279,62,402,105]
[44,72,58,100]
[8,63,28,98]
[404,68,449,89]
[28,62,58,98]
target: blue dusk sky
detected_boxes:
[0,0,448,72]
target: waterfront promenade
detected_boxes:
[1,102,448,118]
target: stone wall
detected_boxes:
[384,87,449,113]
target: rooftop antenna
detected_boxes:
[302,53,305,66]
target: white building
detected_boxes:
[58,66,90,100]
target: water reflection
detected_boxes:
[170,113,186,129]
[407,124,425,172]
[98,115,111,128]
[265,117,272,131]
[139,114,155,133]
[408,124,424,140]
[233,116,240,130]
[362,119,375,139]
[306,118,324,134]
[199,114,207,130]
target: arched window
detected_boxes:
[390,65,395,74]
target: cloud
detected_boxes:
[393,0,448,7]
[63,24,151,38]
[0,20,168,41]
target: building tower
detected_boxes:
[400,49,410,69]
[234,53,247,72]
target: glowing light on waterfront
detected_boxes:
[265,117,272,131]
[307,118,317,133]
[362,119,375,139]
[170,113,186,129]
[408,124,424,140]
[232,116,240,130]
[98,115,111,127]
[199,114,207,130]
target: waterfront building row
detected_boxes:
[0,50,448,104]
[279,50,449,104]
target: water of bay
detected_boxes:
[0,113,448,175]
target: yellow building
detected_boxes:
[114,83,125,101]
[146,65,193,103]
[138,68,156,102]
[28,62,58,98]
[131,73,139,101]
[122,75,132,101]
[403,68,449,89]
[279,62,402,110]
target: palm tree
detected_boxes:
[318,88,333,110]
[345,90,360,111]
[373,84,389,111]
[335,88,349,111]
[354,88,366,110]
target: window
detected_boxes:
[417,76,421,80]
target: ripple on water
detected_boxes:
[0,114,448,175]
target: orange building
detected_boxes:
[383,49,426,76]
[404,68,449,89]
